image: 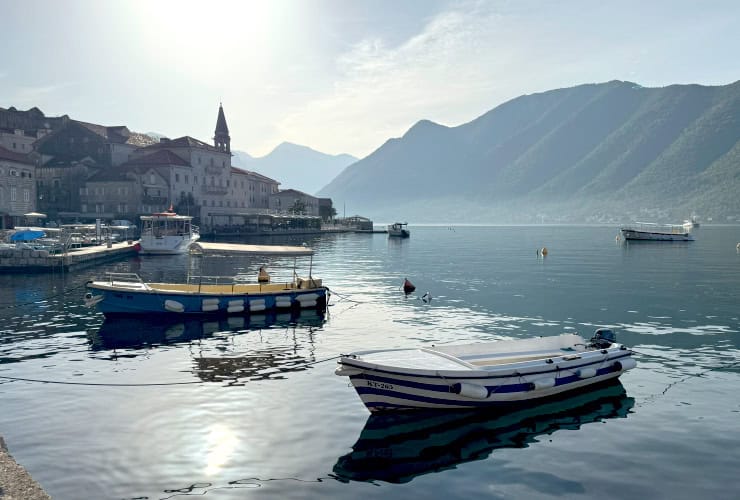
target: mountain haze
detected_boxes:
[318,80,740,223]
[231,142,357,195]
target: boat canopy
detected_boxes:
[189,241,314,256]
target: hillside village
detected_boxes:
[0,105,336,231]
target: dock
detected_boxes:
[0,240,140,273]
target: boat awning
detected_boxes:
[10,230,46,241]
[189,241,314,256]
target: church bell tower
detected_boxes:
[214,103,231,153]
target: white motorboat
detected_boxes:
[620,222,694,241]
[139,209,200,254]
[336,329,636,412]
[387,222,410,238]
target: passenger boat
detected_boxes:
[683,215,700,230]
[387,222,410,238]
[84,241,328,317]
[139,209,200,254]
[620,222,694,241]
[336,329,636,412]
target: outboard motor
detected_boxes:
[590,328,616,348]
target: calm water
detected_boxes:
[1,225,740,499]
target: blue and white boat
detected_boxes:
[84,242,328,317]
[336,329,635,412]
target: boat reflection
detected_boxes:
[88,309,326,351]
[333,380,633,484]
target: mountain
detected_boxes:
[231,142,357,195]
[318,80,740,223]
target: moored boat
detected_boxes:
[336,329,635,412]
[84,241,328,317]
[139,209,199,254]
[620,222,694,241]
[387,222,410,238]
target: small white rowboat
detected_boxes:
[336,329,636,412]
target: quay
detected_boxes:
[0,240,140,273]
[0,437,50,500]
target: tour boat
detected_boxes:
[619,222,694,241]
[139,209,200,254]
[387,222,410,238]
[84,241,328,317]
[336,329,636,412]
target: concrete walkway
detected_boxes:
[0,437,50,499]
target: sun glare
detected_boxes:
[204,423,238,476]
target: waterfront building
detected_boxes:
[0,145,37,228]
[269,188,320,216]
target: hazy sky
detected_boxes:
[2,0,738,158]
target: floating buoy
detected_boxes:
[258,266,270,283]
[541,247,548,256]
[422,291,432,303]
[403,278,416,294]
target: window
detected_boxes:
[150,173,155,184]
[11,186,17,201]
[175,173,180,182]
[185,175,189,184]
[24,189,30,202]
[194,176,198,184]
[81,204,87,212]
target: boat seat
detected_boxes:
[462,351,565,366]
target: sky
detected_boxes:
[2,0,739,159]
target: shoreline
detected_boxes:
[0,436,51,500]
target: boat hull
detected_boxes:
[86,282,328,317]
[337,343,635,412]
[620,229,693,241]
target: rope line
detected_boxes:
[326,287,363,304]
[0,355,344,387]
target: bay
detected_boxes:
[1,225,739,499]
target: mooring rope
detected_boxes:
[0,354,344,387]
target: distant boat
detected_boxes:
[620,222,694,241]
[683,215,700,230]
[139,209,200,254]
[387,222,410,238]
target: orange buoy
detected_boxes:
[403,278,416,294]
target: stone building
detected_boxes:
[0,145,37,228]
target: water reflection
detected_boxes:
[333,381,634,484]
[88,310,326,351]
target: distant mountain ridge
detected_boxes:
[231,142,357,195]
[318,80,740,223]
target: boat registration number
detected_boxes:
[367,380,394,390]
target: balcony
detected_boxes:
[201,185,228,195]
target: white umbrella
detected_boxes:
[24,212,47,218]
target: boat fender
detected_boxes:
[164,300,185,313]
[335,366,363,377]
[576,367,597,379]
[202,299,220,312]
[227,305,245,313]
[614,357,637,371]
[450,382,489,399]
[530,378,556,390]
[276,297,292,308]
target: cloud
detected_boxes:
[273,3,519,156]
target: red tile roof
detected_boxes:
[142,136,220,152]
[122,149,190,167]
[0,145,34,164]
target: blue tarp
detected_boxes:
[10,230,46,241]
